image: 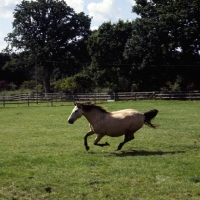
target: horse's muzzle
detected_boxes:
[68,119,74,124]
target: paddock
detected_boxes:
[0,100,199,199]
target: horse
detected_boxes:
[68,102,158,151]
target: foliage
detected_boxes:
[87,20,133,90]
[2,0,200,92]
[0,81,17,92]
[0,101,200,199]
[19,80,43,92]
[165,76,181,91]
[73,73,94,92]
[124,0,200,90]
[20,80,36,90]
[53,77,76,92]
[0,80,11,91]
[52,73,94,92]
[0,53,10,78]
[5,0,91,93]
[0,89,33,96]
[0,53,28,87]
[9,82,18,91]
[131,83,138,92]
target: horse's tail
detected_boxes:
[143,109,158,128]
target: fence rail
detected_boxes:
[1,91,200,107]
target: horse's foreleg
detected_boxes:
[94,134,110,148]
[84,130,95,151]
[117,133,134,151]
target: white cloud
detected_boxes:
[0,0,21,19]
[0,0,21,6]
[0,7,13,18]
[0,31,3,40]
[0,31,6,51]
[0,0,84,19]
[87,0,121,23]
[91,25,99,31]
[64,0,84,13]
[127,0,136,6]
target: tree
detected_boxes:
[0,53,11,81]
[5,0,91,93]
[124,0,200,90]
[87,20,133,91]
[0,52,29,87]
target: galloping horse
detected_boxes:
[68,102,158,151]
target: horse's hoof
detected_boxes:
[85,146,90,151]
[117,146,122,151]
[105,142,110,146]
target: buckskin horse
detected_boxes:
[68,102,158,151]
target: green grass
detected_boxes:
[0,100,200,199]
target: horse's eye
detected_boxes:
[75,110,78,113]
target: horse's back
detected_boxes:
[111,109,142,117]
[111,109,144,125]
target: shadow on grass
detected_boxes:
[110,150,185,157]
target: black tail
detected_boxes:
[143,109,158,128]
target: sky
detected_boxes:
[0,0,138,52]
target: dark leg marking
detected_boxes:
[84,130,95,151]
[94,134,110,148]
[117,133,135,151]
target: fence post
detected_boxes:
[27,97,29,107]
[3,97,5,107]
[36,92,38,104]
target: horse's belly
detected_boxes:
[106,126,133,137]
[92,123,126,136]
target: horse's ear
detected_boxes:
[74,101,80,107]
[75,102,82,108]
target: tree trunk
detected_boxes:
[43,66,51,94]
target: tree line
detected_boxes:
[0,0,200,93]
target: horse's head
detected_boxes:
[68,102,83,124]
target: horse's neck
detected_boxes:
[83,109,107,125]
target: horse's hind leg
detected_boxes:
[117,132,135,151]
[94,134,110,148]
[84,130,95,151]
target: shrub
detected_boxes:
[0,80,11,91]
[52,77,76,92]
[52,74,94,93]
[19,80,43,92]
[131,83,138,92]
[20,80,36,90]
[161,76,181,91]
[9,82,17,90]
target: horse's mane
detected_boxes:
[81,103,110,113]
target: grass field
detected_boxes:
[0,100,200,200]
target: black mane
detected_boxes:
[81,103,109,113]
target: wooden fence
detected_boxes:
[1,91,200,107]
[70,91,200,101]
